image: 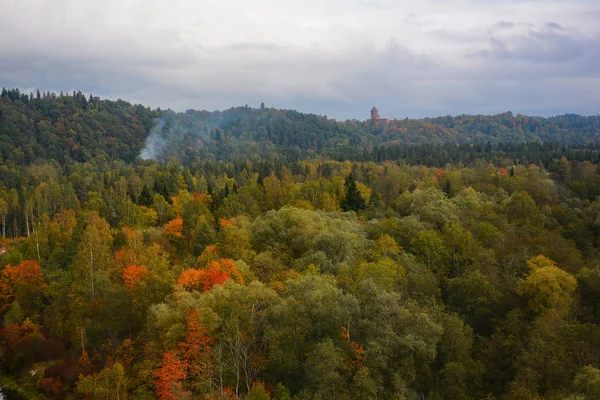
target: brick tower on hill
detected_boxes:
[371,107,389,125]
[371,107,380,121]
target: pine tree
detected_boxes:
[341,174,366,212]
[368,191,382,208]
[160,186,172,205]
[444,179,452,196]
[222,183,230,199]
[138,184,152,207]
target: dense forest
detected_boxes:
[2,89,600,399]
[2,88,600,166]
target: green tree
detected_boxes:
[72,211,113,301]
[0,189,8,239]
[76,362,128,399]
[573,365,600,399]
[350,367,378,400]
[341,173,365,212]
[447,270,500,334]
[304,340,350,400]
[247,382,271,400]
[576,267,600,324]
[138,184,153,207]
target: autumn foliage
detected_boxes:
[177,258,243,292]
[122,265,148,290]
[517,255,577,314]
[0,259,46,313]
[179,312,214,391]
[193,192,212,205]
[201,268,230,291]
[163,218,184,238]
[5,100,600,400]
[219,218,235,229]
[2,318,44,351]
[196,244,219,267]
[152,311,215,399]
[177,268,205,291]
[341,326,365,368]
[154,351,189,400]
[114,248,128,268]
[42,376,63,398]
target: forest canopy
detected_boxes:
[1,88,600,399]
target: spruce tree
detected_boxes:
[341,173,366,212]
[160,185,173,205]
[138,184,152,207]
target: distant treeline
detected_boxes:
[2,88,599,166]
[366,141,600,167]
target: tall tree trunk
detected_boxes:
[34,224,41,262]
[87,237,96,300]
[24,203,30,237]
[78,324,86,355]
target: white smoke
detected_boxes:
[137,110,221,162]
[139,118,167,160]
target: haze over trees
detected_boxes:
[1,89,600,399]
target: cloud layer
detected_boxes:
[1,0,599,119]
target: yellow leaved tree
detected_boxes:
[516,255,576,315]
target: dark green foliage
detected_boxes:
[341,174,366,212]
[138,108,600,165]
[137,184,153,207]
[3,88,600,169]
[0,89,157,166]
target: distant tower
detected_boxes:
[370,107,389,126]
[371,107,380,122]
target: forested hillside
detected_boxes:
[1,89,600,399]
[2,89,600,167]
[137,108,600,163]
[0,89,157,166]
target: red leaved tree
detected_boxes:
[177,258,244,292]
[179,311,215,393]
[154,351,188,400]
[0,259,46,313]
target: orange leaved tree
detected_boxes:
[122,265,148,291]
[0,259,46,314]
[154,351,189,400]
[163,218,183,238]
[177,258,243,292]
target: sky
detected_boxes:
[1,0,599,120]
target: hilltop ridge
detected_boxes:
[1,88,599,166]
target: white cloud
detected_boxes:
[1,0,599,119]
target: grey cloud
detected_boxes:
[0,0,599,120]
[546,22,566,31]
[492,21,516,30]
[326,25,600,118]
[482,30,594,64]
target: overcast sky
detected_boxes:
[1,0,599,120]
